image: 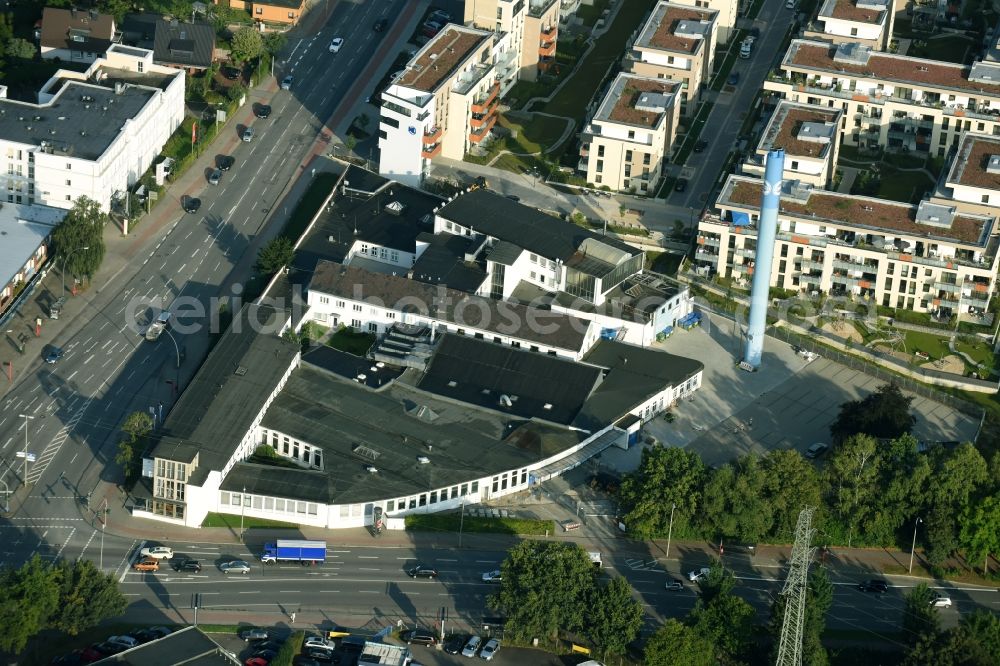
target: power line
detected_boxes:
[775,507,816,666]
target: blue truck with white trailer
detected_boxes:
[260,539,327,564]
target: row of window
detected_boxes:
[385,480,481,513]
[155,459,188,482]
[358,243,401,263]
[263,430,323,470]
[221,491,320,517]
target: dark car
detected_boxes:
[402,629,437,646]
[44,346,64,364]
[183,197,201,214]
[674,178,688,192]
[444,635,466,654]
[504,194,520,202]
[294,659,322,666]
[858,579,890,593]
[727,71,740,85]
[252,641,281,655]
[80,647,105,663]
[50,652,85,665]
[174,558,203,572]
[218,155,235,171]
[255,104,271,119]
[240,628,269,642]
[693,140,708,153]
[130,629,158,644]
[373,18,388,31]
[224,67,241,80]
[147,626,173,639]
[94,643,126,656]
[407,565,438,578]
[305,647,336,663]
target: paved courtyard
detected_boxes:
[598,311,981,472]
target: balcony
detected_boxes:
[541,24,557,38]
[796,258,825,271]
[697,235,721,248]
[798,273,822,285]
[422,126,442,144]
[832,257,871,271]
[470,108,497,129]
[932,281,961,294]
[539,40,556,57]
[579,144,590,157]
[471,82,500,114]
[695,249,718,262]
[469,114,498,143]
[735,247,757,258]
[421,142,442,159]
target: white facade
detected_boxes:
[671,0,736,43]
[0,44,184,211]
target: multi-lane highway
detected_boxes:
[0,0,413,564]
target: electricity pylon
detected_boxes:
[775,507,816,666]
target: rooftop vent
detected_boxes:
[417,456,430,464]
[916,201,956,229]
[988,154,1000,174]
[833,42,872,67]
[234,366,248,376]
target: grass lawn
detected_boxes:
[466,114,572,169]
[201,512,302,529]
[405,513,554,535]
[902,329,952,360]
[907,35,974,63]
[875,167,934,204]
[327,328,376,356]
[281,172,339,241]
[645,251,683,275]
[576,0,612,26]
[672,102,715,165]
[538,0,658,121]
[956,338,996,369]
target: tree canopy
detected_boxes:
[584,575,643,656]
[230,27,264,63]
[51,197,107,283]
[830,382,915,442]
[117,411,153,486]
[619,446,706,539]
[644,620,714,666]
[256,236,296,277]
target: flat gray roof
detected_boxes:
[0,204,65,291]
[0,71,172,160]
[93,626,235,665]
[248,363,583,504]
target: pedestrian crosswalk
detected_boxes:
[27,397,91,484]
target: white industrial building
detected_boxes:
[0,44,184,210]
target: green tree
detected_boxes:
[271,630,304,666]
[227,82,247,102]
[644,620,714,666]
[50,560,127,635]
[117,411,153,484]
[824,434,880,543]
[688,592,754,661]
[760,449,822,539]
[0,12,12,43]
[264,31,287,55]
[694,558,734,605]
[903,626,995,666]
[98,0,132,21]
[903,583,939,645]
[830,382,915,442]
[0,556,61,654]
[619,446,706,539]
[230,26,264,62]
[959,494,1000,575]
[867,435,931,545]
[489,541,595,640]
[959,610,1000,657]
[769,567,833,666]
[585,575,643,656]
[924,503,959,568]
[926,443,989,515]
[256,236,295,276]
[51,197,107,284]
[703,455,773,544]
[7,38,35,59]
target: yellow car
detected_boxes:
[134,558,159,572]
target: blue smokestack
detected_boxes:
[743,149,785,369]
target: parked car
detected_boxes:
[133,558,159,572]
[688,567,710,582]
[481,570,502,583]
[129,629,158,644]
[930,594,952,607]
[220,559,251,574]
[106,636,138,649]
[805,443,829,459]
[281,75,294,90]
[727,71,739,85]
[240,628,269,642]
[242,127,254,142]
[444,635,467,654]
[665,577,684,591]
[739,39,752,58]
[44,346,64,364]
[304,648,335,663]
[328,37,344,53]
[674,178,689,192]
[183,197,201,214]
[693,140,708,153]
[255,104,272,119]
[50,651,85,665]
[140,546,173,559]
[208,169,222,186]
[148,627,173,639]
[245,658,268,666]
[218,155,235,171]
[373,18,388,31]
[407,564,438,578]
[402,629,437,646]
[251,648,278,661]
[858,579,890,593]
[304,635,332,649]
[462,635,482,657]
[223,66,241,80]
[480,639,500,661]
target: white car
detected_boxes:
[329,37,344,53]
[140,546,173,560]
[930,594,953,608]
[688,567,710,582]
[481,570,502,583]
[462,635,482,657]
[304,635,333,649]
[480,639,500,661]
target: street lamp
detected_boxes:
[458,500,466,549]
[17,414,34,483]
[240,485,246,542]
[908,517,923,574]
[0,477,9,513]
[99,497,108,570]
[665,502,677,559]
[61,246,90,296]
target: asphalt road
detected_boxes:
[0,0,407,565]
[61,540,984,642]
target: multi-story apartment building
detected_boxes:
[765,40,1000,158]
[804,0,894,51]
[941,132,1000,216]
[378,25,497,187]
[578,73,680,193]
[464,0,560,82]
[624,1,717,115]
[0,44,184,210]
[696,174,998,317]
[672,0,736,43]
[742,101,842,188]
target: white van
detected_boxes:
[740,40,752,59]
[145,311,172,341]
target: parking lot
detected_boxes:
[598,314,980,470]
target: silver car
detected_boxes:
[242,127,254,142]
[220,559,251,574]
[461,635,481,657]
[480,639,500,661]
[209,169,222,185]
